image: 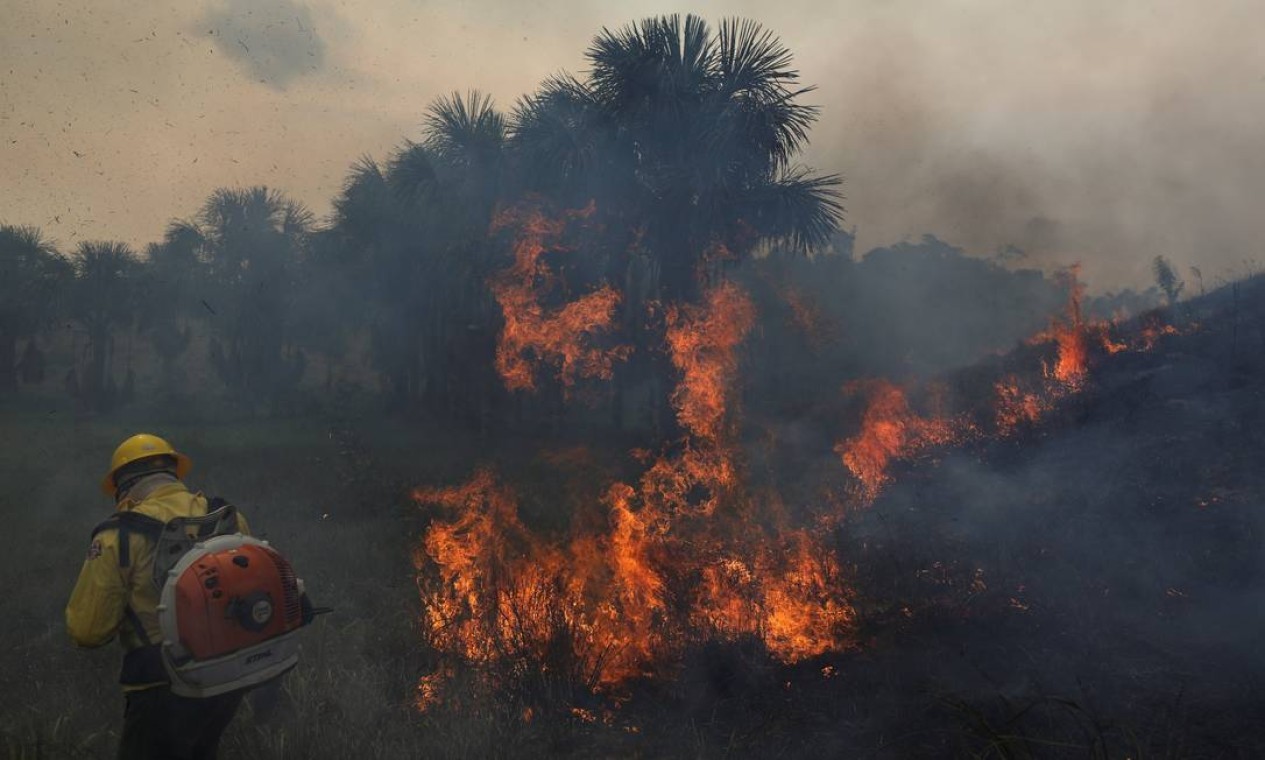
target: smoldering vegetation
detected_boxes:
[829,277,1265,758]
[2,12,1257,760]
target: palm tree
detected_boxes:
[0,225,70,391]
[69,241,138,410]
[138,223,206,396]
[330,155,424,408]
[181,187,313,406]
[330,93,508,414]
[501,16,841,431]
[510,14,843,303]
[423,91,507,208]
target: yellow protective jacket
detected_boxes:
[65,480,250,689]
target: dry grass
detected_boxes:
[7,280,1265,758]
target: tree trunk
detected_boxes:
[0,333,15,392]
[86,325,109,410]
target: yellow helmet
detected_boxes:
[100,433,193,496]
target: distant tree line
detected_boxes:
[0,15,1165,427]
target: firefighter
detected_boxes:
[66,433,251,760]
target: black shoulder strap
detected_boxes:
[207,497,237,521]
[90,514,121,539]
[204,497,236,529]
[123,606,151,646]
[207,497,238,531]
[90,512,166,569]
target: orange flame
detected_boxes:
[665,282,757,445]
[413,281,857,696]
[993,375,1052,436]
[1032,264,1128,386]
[779,285,837,349]
[835,265,1196,494]
[834,380,961,502]
[1045,264,1090,387]
[417,249,1200,710]
[489,201,630,392]
[1138,311,1181,350]
[413,668,448,713]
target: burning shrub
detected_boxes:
[413,280,857,705]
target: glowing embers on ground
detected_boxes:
[993,375,1055,437]
[412,281,856,700]
[1138,310,1183,350]
[489,200,630,393]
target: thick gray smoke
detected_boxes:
[5,1,1264,292]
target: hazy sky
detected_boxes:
[3,0,1262,290]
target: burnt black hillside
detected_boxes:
[795,274,1265,758]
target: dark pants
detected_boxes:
[118,686,243,760]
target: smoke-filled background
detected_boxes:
[5,3,1265,759]
[5,0,1264,289]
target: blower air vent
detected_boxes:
[268,550,303,625]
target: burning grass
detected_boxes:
[1,272,1253,760]
[834,264,1198,500]
[415,217,1202,722]
[414,274,856,702]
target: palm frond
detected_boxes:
[508,74,602,190]
[0,224,55,257]
[589,15,718,117]
[333,156,393,235]
[730,87,820,172]
[163,220,206,252]
[197,186,307,238]
[72,241,138,279]
[386,141,440,202]
[712,18,818,169]
[423,90,506,171]
[741,168,844,253]
[0,225,68,329]
[281,199,315,239]
[587,15,678,115]
[715,18,798,97]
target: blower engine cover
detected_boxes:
[156,534,304,697]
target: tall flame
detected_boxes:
[835,380,961,502]
[413,281,856,697]
[416,247,1194,709]
[666,282,757,445]
[489,201,630,392]
[1049,264,1089,386]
